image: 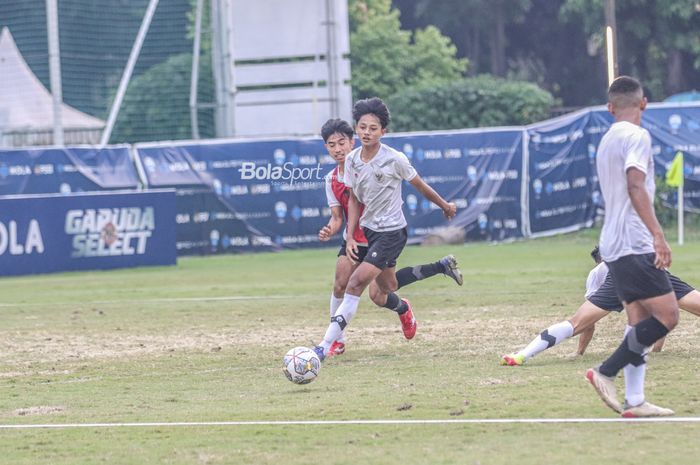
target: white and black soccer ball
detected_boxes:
[282,346,321,384]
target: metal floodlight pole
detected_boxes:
[604,0,618,87]
[100,0,160,147]
[46,0,64,146]
[189,0,204,139]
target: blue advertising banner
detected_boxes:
[638,104,700,212]
[587,104,700,213]
[0,190,176,276]
[174,188,278,255]
[0,146,140,196]
[525,103,700,236]
[383,129,524,243]
[136,129,524,254]
[125,102,700,254]
[526,111,598,236]
[136,138,334,253]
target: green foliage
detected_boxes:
[656,176,678,227]
[110,53,214,143]
[348,0,392,31]
[186,0,211,55]
[387,75,554,132]
[349,1,466,101]
[411,26,467,84]
[560,0,700,99]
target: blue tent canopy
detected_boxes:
[664,91,700,102]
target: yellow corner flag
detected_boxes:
[666,151,684,187]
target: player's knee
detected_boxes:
[369,293,384,307]
[665,311,679,330]
[347,274,370,295]
[569,318,581,334]
[368,282,380,301]
[333,280,346,297]
[655,308,679,331]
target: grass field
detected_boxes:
[2,229,700,464]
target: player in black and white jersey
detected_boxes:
[501,246,700,366]
[313,98,457,361]
[317,118,463,357]
[586,76,679,418]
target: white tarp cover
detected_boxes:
[0,27,104,133]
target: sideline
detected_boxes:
[2,417,700,429]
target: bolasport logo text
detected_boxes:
[238,162,324,186]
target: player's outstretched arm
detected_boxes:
[409,175,456,219]
[576,324,596,355]
[627,167,671,268]
[319,206,344,241]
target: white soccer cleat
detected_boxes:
[621,401,674,418]
[585,367,622,414]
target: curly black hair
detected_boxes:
[590,245,602,264]
[352,97,390,128]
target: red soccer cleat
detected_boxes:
[329,341,346,356]
[398,299,417,340]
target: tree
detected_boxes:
[108,0,216,143]
[110,53,214,143]
[560,0,700,99]
[394,0,532,77]
[349,0,467,100]
[349,0,393,30]
[387,75,554,132]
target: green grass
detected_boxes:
[2,230,700,464]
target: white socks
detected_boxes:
[623,325,648,407]
[519,321,574,359]
[330,294,345,343]
[320,293,361,352]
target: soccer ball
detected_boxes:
[282,346,321,384]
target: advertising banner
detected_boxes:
[0,146,140,195]
[0,190,176,276]
[383,129,524,243]
[526,111,598,237]
[136,130,524,253]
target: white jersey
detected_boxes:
[596,121,656,262]
[344,143,417,232]
[585,262,609,299]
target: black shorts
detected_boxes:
[588,273,625,312]
[338,240,368,262]
[361,227,408,270]
[589,271,694,312]
[606,253,673,304]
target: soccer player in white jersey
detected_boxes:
[501,246,700,367]
[317,118,463,356]
[313,98,457,361]
[586,76,679,418]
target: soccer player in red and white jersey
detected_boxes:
[317,118,463,357]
